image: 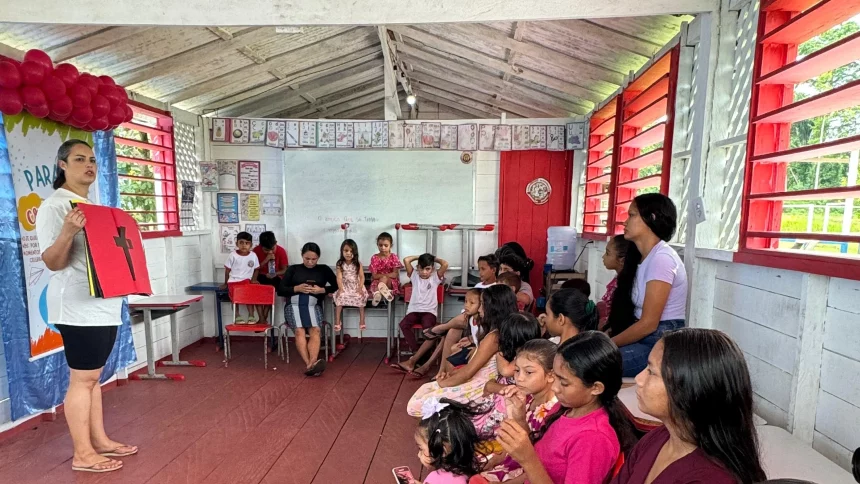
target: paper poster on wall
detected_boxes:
[220,224,241,253]
[479,125,495,151]
[547,126,565,151]
[440,125,458,150]
[422,123,441,149]
[530,126,547,149]
[261,194,283,216]
[240,193,261,221]
[181,181,196,227]
[372,122,389,148]
[494,125,512,151]
[238,160,260,191]
[388,121,405,148]
[217,193,240,223]
[566,122,585,150]
[317,122,335,148]
[200,161,219,191]
[230,118,250,144]
[212,118,227,142]
[250,120,266,144]
[286,121,300,148]
[513,125,529,150]
[217,159,238,190]
[457,124,477,151]
[5,114,97,359]
[354,122,372,148]
[245,223,266,245]
[404,123,421,149]
[336,122,354,148]
[266,121,285,148]
[300,122,317,147]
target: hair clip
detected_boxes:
[421,397,449,420]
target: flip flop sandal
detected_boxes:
[72,460,123,473]
[309,358,327,376]
[99,445,138,457]
[389,363,411,373]
[371,291,382,307]
[409,368,429,379]
[422,328,443,340]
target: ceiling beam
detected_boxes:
[502,21,525,82]
[377,26,402,120]
[161,27,361,104]
[280,78,384,118]
[336,101,385,120]
[2,0,716,25]
[413,89,498,119]
[319,90,387,118]
[414,85,503,118]
[45,27,153,63]
[410,71,552,118]
[388,26,604,103]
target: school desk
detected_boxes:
[128,295,205,381]
[185,282,229,348]
[758,425,855,483]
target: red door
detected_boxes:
[498,150,573,296]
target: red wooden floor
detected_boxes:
[0,340,425,484]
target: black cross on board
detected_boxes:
[114,226,136,281]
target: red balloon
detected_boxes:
[0,61,22,89]
[53,63,79,87]
[23,49,53,72]
[20,61,47,86]
[98,75,116,87]
[71,105,93,124]
[67,117,86,129]
[21,85,46,108]
[69,84,91,108]
[50,96,73,117]
[0,88,23,115]
[115,86,129,101]
[90,116,109,131]
[123,104,134,122]
[107,104,125,125]
[77,73,99,96]
[91,94,110,118]
[29,102,50,119]
[41,75,66,101]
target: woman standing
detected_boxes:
[606,194,687,377]
[613,328,766,483]
[36,140,137,473]
[278,243,338,376]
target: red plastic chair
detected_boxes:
[224,285,282,369]
[397,283,445,362]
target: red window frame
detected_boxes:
[582,97,618,239]
[115,100,181,239]
[737,0,860,279]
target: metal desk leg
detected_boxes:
[159,311,206,368]
[216,292,225,349]
[130,309,184,381]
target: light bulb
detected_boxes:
[406,95,416,105]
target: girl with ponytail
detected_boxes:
[495,331,636,484]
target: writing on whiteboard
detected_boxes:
[317,216,379,223]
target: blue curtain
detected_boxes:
[0,121,136,421]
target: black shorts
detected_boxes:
[257,275,282,288]
[56,324,118,370]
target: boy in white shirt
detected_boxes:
[221,232,260,323]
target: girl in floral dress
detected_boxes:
[334,239,369,331]
[369,232,403,305]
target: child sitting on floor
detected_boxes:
[412,398,485,484]
[597,235,628,328]
[221,231,260,324]
[334,239,369,332]
[369,231,403,305]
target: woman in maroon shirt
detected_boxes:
[612,328,766,484]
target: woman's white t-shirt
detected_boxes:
[631,240,687,321]
[35,188,122,327]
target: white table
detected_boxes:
[128,295,205,381]
[758,425,855,483]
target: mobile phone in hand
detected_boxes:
[392,466,414,484]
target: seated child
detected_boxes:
[498,253,534,309]
[221,231,260,324]
[476,254,499,288]
[369,232,403,305]
[480,339,560,482]
[334,239,369,332]
[413,398,484,484]
[560,278,598,332]
[393,254,448,366]
[253,231,288,325]
[598,235,628,329]
[496,272,523,310]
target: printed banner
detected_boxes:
[240,193,261,221]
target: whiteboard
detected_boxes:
[282,150,475,267]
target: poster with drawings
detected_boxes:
[479,125,495,151]
[266,121,285,148]
[212,118,227,142]
[494,125,512,151]
[371,122,389,148]
[250,120,266,144]
[530,125,547,149]
[336,122,354,148]
[388,121,405,148]
[513,125,529,150]
[422,123,441,149]
[299,122,317,147]
[457,124,477,151]
[229,118,249,144]
[240,193,260,221]
[238,160,260,191]
[404,124,421,149]
[285,121,300,148]
[262,194,283,216]
[318,122,336,148]
[217,159,237,190]
[354,122,372,148]
[547,126,565,151]
[244,224,266,246]
[220,225,241,253]
[440,125,458,150]
[200,161,219,191]
[217,193,239,223]
[566,122,585,150]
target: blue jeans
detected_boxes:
[620,319,685,377]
